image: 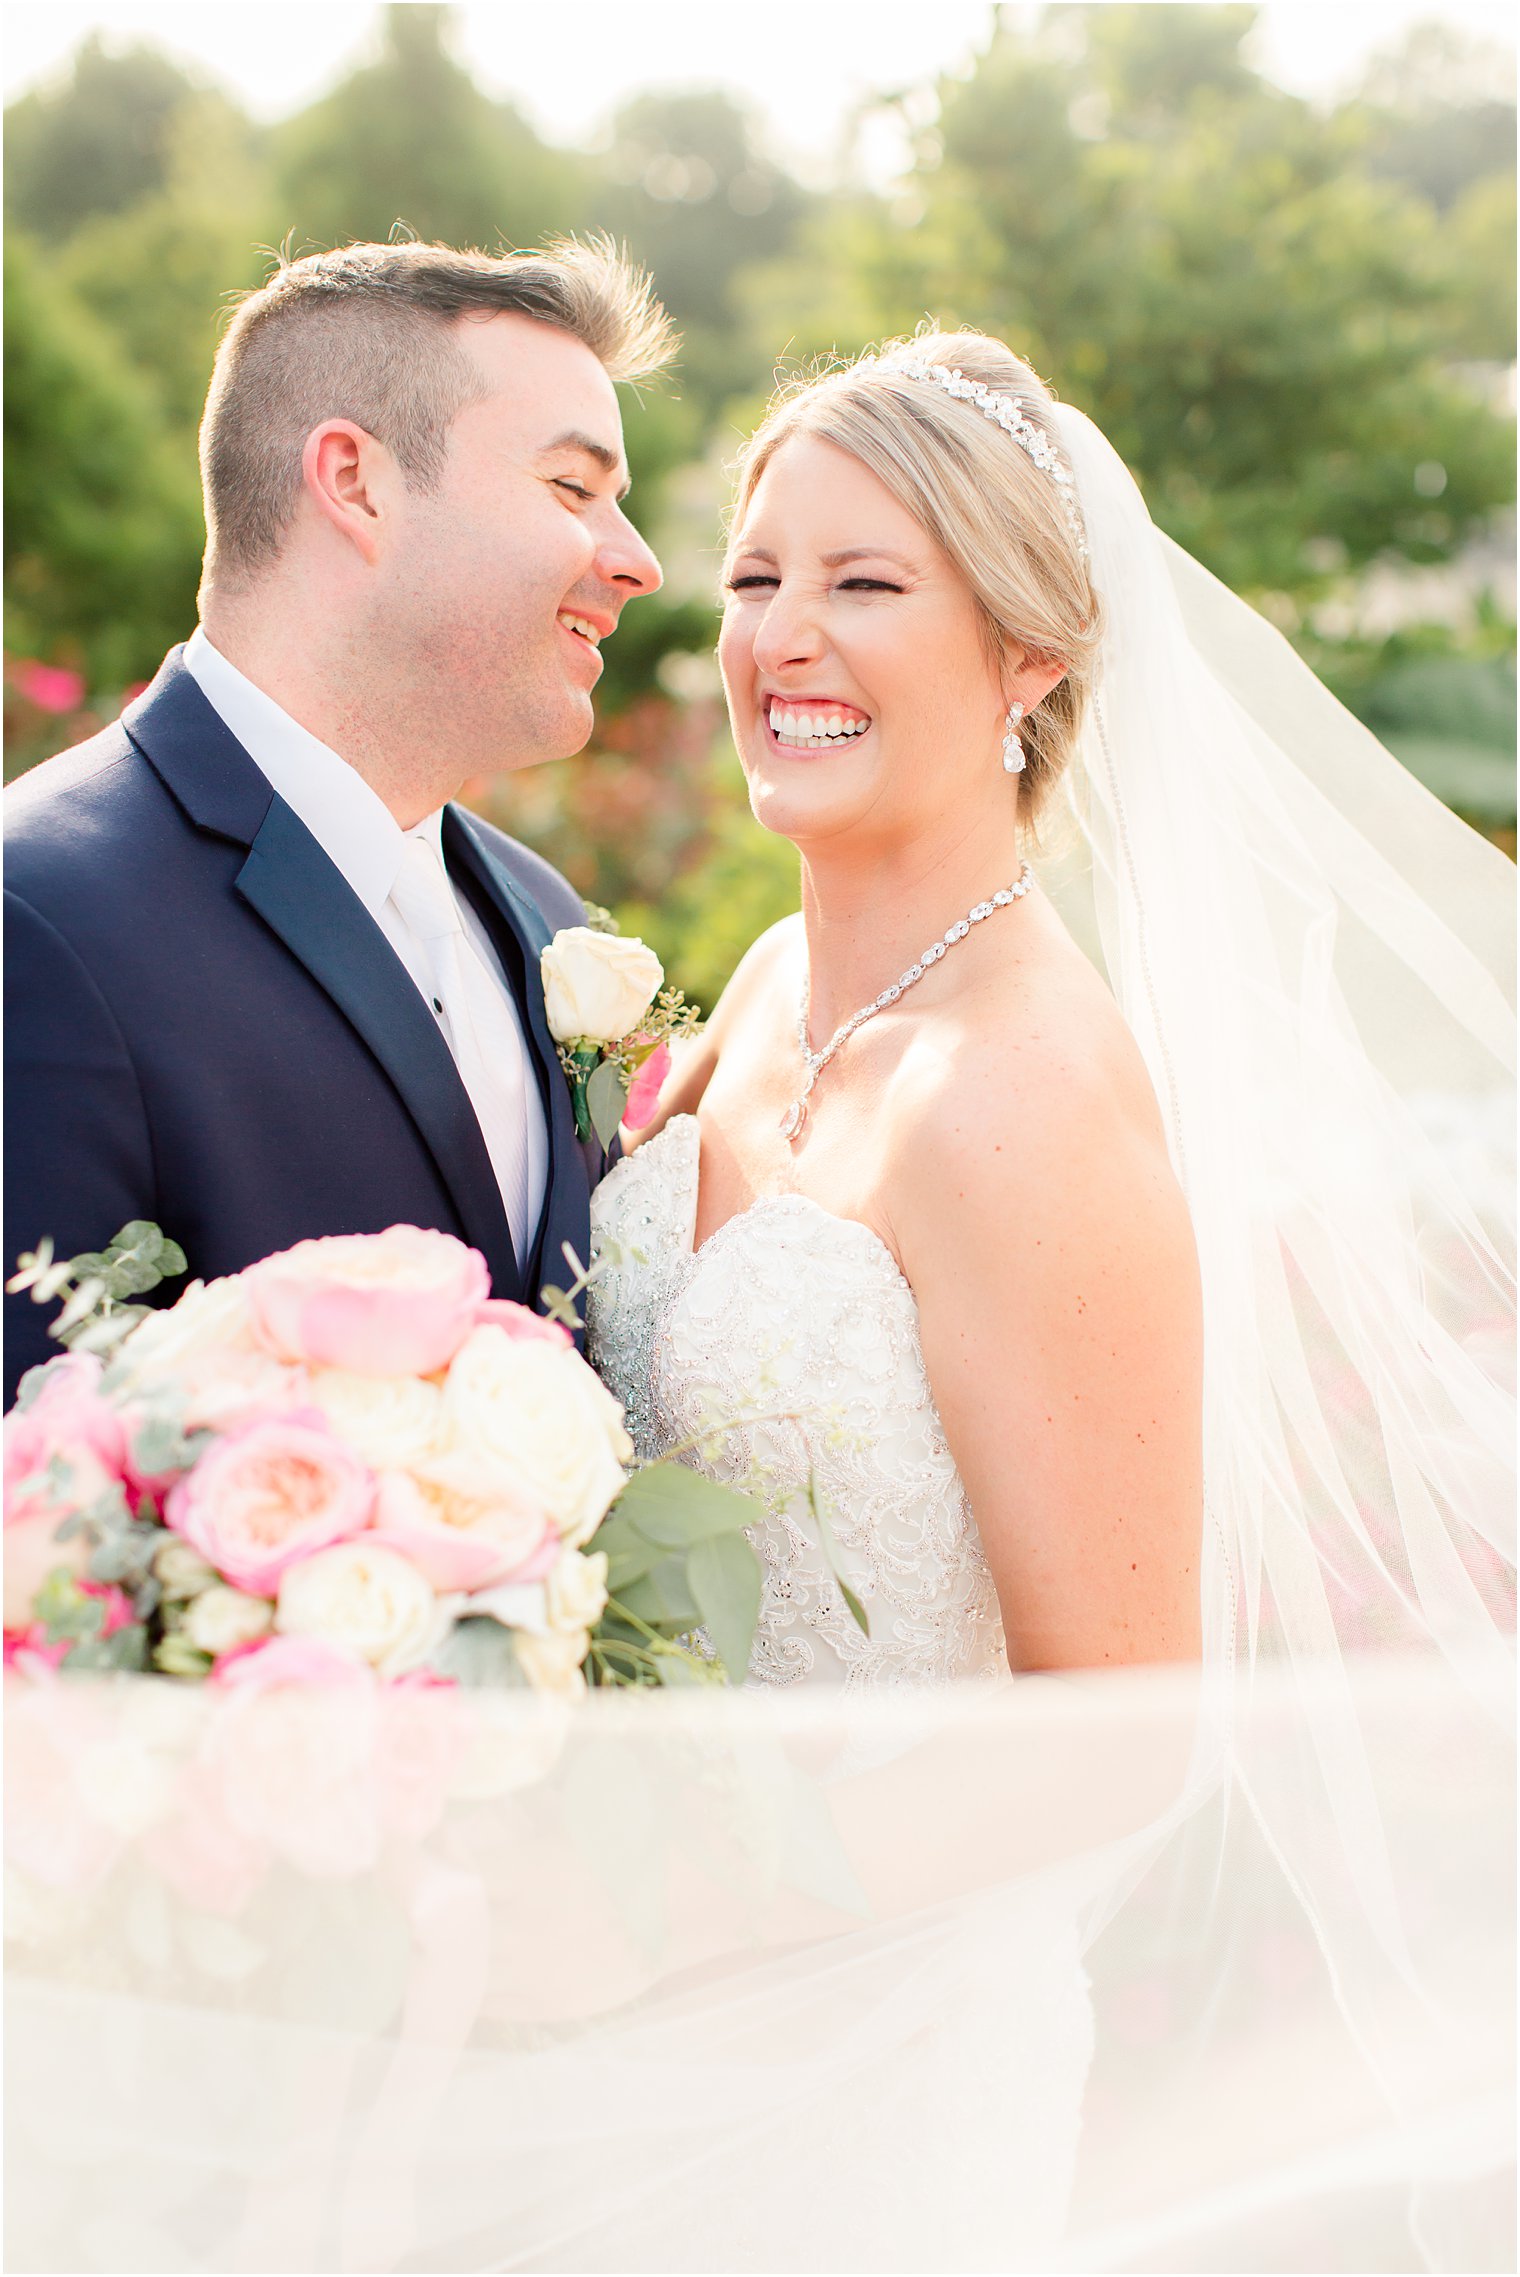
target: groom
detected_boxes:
[3,240,674,1401]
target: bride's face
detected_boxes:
[719,433,1008,850]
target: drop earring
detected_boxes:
[1002,703,1026,775]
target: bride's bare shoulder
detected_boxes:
[623,914,803,1145]
[894,919,1181,1253]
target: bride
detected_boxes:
[588,328,1512,1695]
[592,332,1204,1685]
[572,333,1514,2269]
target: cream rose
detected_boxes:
[184,1586,275,1659]
[540,928,663,1046]
[545,1547,609,1636]
[441,1326,633,1548]
[116,1276,301,1433]
[275,1541,452,1680]
[305,1368,443,1472]
[512,1625,591,1700]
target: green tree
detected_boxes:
[271,4,589,253]
[4,235,203,688]
[3,35,203,240]
[739,4,1514,605]
[590,90,814,416]
[57,92,272,435]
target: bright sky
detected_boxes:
[3,1,1515,186]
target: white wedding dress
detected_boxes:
[583,1112,1097,2273]
[588,1114,1008,1689]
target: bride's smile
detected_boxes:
[720,433,1064,859]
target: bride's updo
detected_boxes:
[734,330,1101,822]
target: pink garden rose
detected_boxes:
[246,1226,490,1377]
[4,1353,129,1519]
[474,1299,572,1349]
[3,1355,130,1626]
[165,1414,375,1597]
[209,1633,372,1691]
[370,1463,557,1591]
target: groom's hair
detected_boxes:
[199,236,676,583]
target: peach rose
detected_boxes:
[164,1414,375,1597]
[246,1226,490,1378]
[370,1459,557,1591]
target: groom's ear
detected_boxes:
[301,420,393,568]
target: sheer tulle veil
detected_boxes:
[3,390,1513,2277]
[1045,399,1513,1668]
[1044,395,1515,2076]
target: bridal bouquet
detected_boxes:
[4,1222,762,1696]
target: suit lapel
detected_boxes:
[444,808,592,1308]
[235,800,520,1297]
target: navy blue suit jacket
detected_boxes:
[4,649,603,1403]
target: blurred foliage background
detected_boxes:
[5,1,1514,1008]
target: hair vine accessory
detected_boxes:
[894,360,1089,559]
[1003,702,1026,775]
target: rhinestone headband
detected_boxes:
[895,359,1088,560]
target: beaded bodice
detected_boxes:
[586,1117,1008,1689]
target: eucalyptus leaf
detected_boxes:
[610,1463,758,1549]
[687,1532,763,1680]
[429,1615,528,1690]
[86,1540,134,1585]
[612,1560,702,1635]
[586,1057,631,1152]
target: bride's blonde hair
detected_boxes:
[733,330,1101,824]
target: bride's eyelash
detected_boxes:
[724,575,904,593]
[555,480,594,502]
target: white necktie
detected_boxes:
[387,834,533,1267]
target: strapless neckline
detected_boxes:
[586,1114,1008,1689]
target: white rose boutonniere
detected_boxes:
[540,912,702,1148]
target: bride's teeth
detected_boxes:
[767,704,871,744]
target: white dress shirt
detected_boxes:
[183,627,548,1264]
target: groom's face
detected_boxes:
[378,313,662,771]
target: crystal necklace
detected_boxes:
[781,863,1034,1142]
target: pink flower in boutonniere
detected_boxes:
[623,1041,672,1131]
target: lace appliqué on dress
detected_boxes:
[588,1118,1007,1690]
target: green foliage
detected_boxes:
[590,1459,765,1684]
[745,4,1516,604]
[4,234,204,686]
[3,34,203,239]
[270,5,590,253]
[1,0,1511,895]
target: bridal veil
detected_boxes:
[5,399,1514,2273]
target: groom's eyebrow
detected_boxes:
[540,429,631,500]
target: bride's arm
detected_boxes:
[903,1038,1205,1671]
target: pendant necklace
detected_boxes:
[781,864,1033,1143]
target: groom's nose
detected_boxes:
[599,509,663,598]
